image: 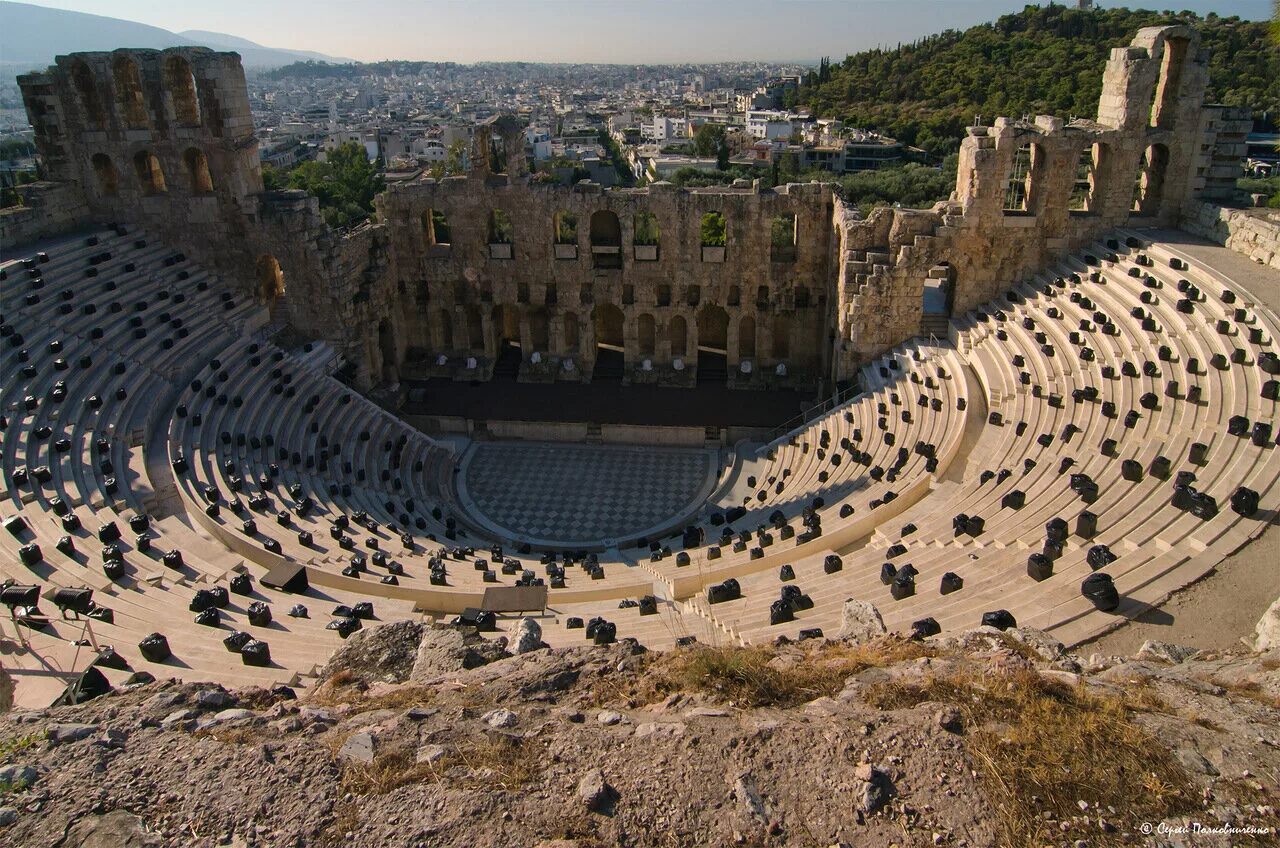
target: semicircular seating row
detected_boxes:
[2,226,1276,705]
[668,231,1278,648]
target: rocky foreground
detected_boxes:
[0,615,1277,848]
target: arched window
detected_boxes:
[1133,144,1169,216]
[589,210,621,246]
[770,213,796,262]
[1150,36,1189,130]
[91,153,118,197]
[727,285,741,307]
[488,209,513,243]
[634,211,660,259]
[700,211,726,247]
[164,55,201,127]
[422,208,450,247]
[1069,143,1106,213]
[589,210,622,269]
[529,309,550,351]
[638,314,656,356]
[563,312,580,352]
[1003,143,1034,213]
[738,315,757,358]
[133,150,167,194]
[255,255,285,304]
[771,315,791,359]
[554,210,578,244]
[669,315,688,357]
[112,55,148,129]
[71,60,105,129]
[183,148,213,194]
[437,309,454,351]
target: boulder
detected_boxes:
[62,811,161,847]
[577,768,613,812]
[1137,640,1199,664]
[46,722,98,746]
[836,599,886,645]
[0,765,37,790]
[320,620,424,685]
[482,708,519,728]
[1255,596,1280,652]
[409,628,510,682]
[338,731,377,764]
[513,617,544,654]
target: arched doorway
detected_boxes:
[669,315,688,358]
[563,311,580,353]
[164,55,201,127]
[696,304,729,385]
[112,56,148,129]
[183,147,214,194]
[255,255,285,306]
[1133,144,1169,216]
[637,313,656,357]
[492,304,521,379]
[377,319,398,384]
[133,150,167,195]
[592,303,625,381]
[589,210,622,269]
[738,315,756,359]
[436,308,454,352]
[91,153,118,197]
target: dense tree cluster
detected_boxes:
[790,4,1277,157]
[264,142,384,230]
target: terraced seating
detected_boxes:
[2,227,1277,708]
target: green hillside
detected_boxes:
[791,4,1277,157]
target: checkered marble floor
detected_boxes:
[459,443,716,545]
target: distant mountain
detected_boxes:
[0,2,352,70]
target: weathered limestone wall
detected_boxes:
[831,25,1225,372]
[8,24,1248,393]
[1182,202,1280,271]
[0,181,92,254]
[377,176,835,388]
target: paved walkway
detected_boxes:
[456,442,717,547]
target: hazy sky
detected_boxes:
[14,0,1275,63]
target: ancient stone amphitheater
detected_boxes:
[2,25,1277,709]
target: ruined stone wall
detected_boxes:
[376,176,836,388]
[1183,202,1280,271]
[18,48,264,280]
[9,25,1246,394]
[832,25,1225,373]
[0,181,92,253]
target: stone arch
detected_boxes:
[771,314,791,359]
[70,59,105,129]
[487,209,513,244]
[1150,35,1190,130]
[637,313,656,356]
[112,55,148,129]
[164,55,201,127]
[465,305,485,350]
[436,308,454,351]
[589,210,621,246]
[553,210,578,245]
[770,213,797,262]
[697,304,729,353]
[133,149,167,194]
[1003,142,1034,213]
[91,153,119,197]
[255,255,285,305]
[669,315,688,357]
[183,147,214,194]
[738,315,757,359]
[590,210,622,269]
[377,319,398,383]
[422,208,450,247]
[593,303,624,349]
[1069,142,1107,213]
[529,308,550,352]
[1133,143,1169,216]
[563,311,580,353]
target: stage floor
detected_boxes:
[403,377,815,428]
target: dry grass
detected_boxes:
[1207,676,1280,709]
[309,673,434,713]
[949,670,1193,848]
[339,734,541,796]
[192,726,261,745]
[608,638,937,708]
